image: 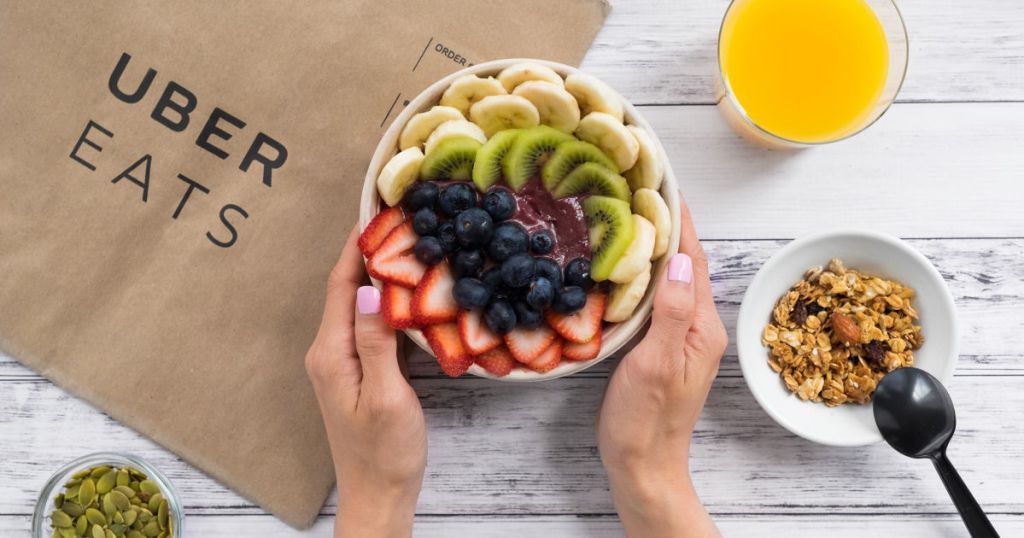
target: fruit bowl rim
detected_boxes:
[360,58,681,382]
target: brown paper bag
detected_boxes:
[0,0,608,527]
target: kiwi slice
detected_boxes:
[541,140,617,191]
[420,136,482,181]
[502,125,574,191]
[552,162,631,201]
[583,195,635,282]
[471,129,521,191]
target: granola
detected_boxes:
[762,258,924,406]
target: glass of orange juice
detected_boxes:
[717,0,908,149]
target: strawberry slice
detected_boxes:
[562,329,602,361]
[423,322,473,377]
[358,207,405,257]
[504,325,557,365]
[545,291,606,344]
[528,338,563,373]
[367,221,427,288]
[412,262,459,324]
[380,283,417,329]
[458,309,502,355]
[475,346,516,377]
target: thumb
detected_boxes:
[353,285,404,389]
[645,253,696,354]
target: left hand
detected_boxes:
[305,227,426,538]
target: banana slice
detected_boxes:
[399,106,464,150]
[440,74,507,116]
[497,62,564,92]
[608,214,656,284]
[424,120,487,155]
[376,147,424,207]
[632,188,672,259]
[564,72,624,122]
[624,125,664,191]
[469,95,540,137]
[512,81,581,133]
[604,262,652,323]
[575,112,639,172]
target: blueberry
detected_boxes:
[552,285,587,314]
[436,222,457,253]
[412,207,439,236]
[482,189,516,221]
[480,266,504,291]
[534,257,562,287]
[564,257,594,291]
[525,277,554,309]
[530,230,555,254]
[454,207,494,248]
[451,249,484,279]
[438,183,477,217]
[513,302,543,328]
[402,182,439,212]
[413,236,445,265]
[453,278,492,310]
[500,253,537,289]
[484,300,516,335]
[488,222,529,262]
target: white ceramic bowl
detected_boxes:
[361,59,681,382]
[736,230,959,446]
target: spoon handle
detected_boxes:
[931,452,1000,537]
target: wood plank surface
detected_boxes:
[582,0,1024,104]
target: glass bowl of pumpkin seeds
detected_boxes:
[32,452,183,538]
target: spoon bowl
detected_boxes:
[873,367,956,458]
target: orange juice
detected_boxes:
[719,0,890,143]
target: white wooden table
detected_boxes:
[3,1,1024,535]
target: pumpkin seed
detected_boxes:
[107,491,130,512]
[138,480,160,495]
[78,479,97,507]
[141,520,160,537]
[147,493,163,514]
[75,515,88,536]
[66,484,82,500]
[72,469,91,479]
[127,531,144,538]
[157,500,167,529]
[54,493,65,509]
[62,501,85,518]
[57,527,76,538]
[89,466,111,479]
[103,494,118,517]
[115,470,131,487]
[122,509,138,527]
[96,470,117,495]
[85,507,106,526]
[51,510,73,528]
[92,525,105,538]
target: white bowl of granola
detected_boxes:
[736,230,959,446]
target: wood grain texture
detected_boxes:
[4,514,1024,537]
[582,0,1024,104]
[642,103,1024,239]
[4,374,1022,517]
[6,1,1024,534]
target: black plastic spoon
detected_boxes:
[873,367,999,538]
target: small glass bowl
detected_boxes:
[32,452,184,538]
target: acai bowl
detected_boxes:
[359,59,681,381]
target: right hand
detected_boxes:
[596,198,727,538]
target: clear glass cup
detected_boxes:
[32,452,184,538]
[715,0,909,149]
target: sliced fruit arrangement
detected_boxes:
[364,62,676,377]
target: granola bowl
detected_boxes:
[736,230,958,446]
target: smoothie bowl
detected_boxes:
[359,59,680,381]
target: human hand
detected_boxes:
[596,199,728,538]
[305,228,426,538]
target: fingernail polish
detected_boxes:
[667,253,693,284]
[357,286,381,315]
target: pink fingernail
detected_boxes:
[667,253,693,284]
[357,286,381,315]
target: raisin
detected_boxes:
[807,302,826,316]
[791,301,808,324]
[864,340,888,363]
